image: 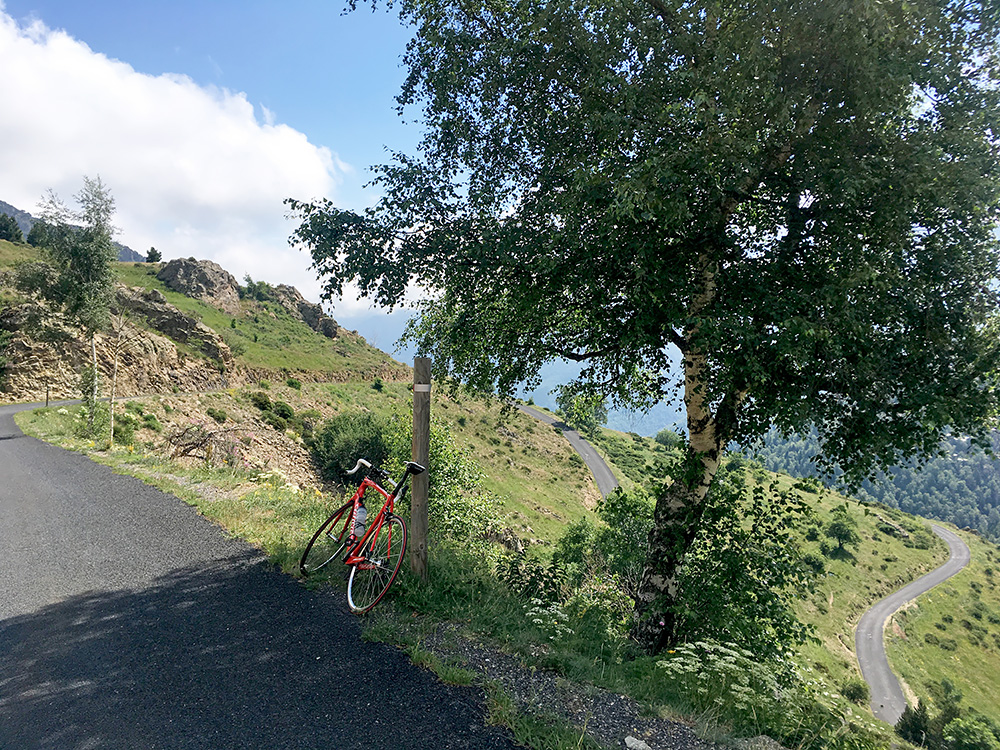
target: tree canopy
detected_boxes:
[290,0,1000,651]
[0,214,23,243]
[38,176,118,335]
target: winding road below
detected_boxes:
[0,402,520,750]
[518,404,619,498]
[855,524,971,726]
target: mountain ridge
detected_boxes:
[1,198,145,262]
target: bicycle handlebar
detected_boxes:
[345,458,372,476]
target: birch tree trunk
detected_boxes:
[88,334,97,434]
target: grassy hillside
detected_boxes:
[8,238,1000,743]
[17,381,999,741]
[887,531,1000,723]
[115,262,400,376]
[0,241,404,382]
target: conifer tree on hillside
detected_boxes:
[290,0,1000,653]
[0,214,23,243]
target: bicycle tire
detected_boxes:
[347,515,407,613]
[300,504,352,576]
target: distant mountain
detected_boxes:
[0,200,33,238]
[750,428,1000,543]
[0,198,145,262]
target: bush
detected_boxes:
[112,413,137,446]
[142,413,162,432]
[248,391,271,411]
[272,401,294,420]
[673,466,815,658]
[309,411,392,484]
[286,377,302,390]
[206,407,227,424]
[262,412,287,431]
[841,677,870,705]
[802,552,826,574]
[496,552,565,602]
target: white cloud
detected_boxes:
[0,8,351,309]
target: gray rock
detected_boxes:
[626,737,653,750]
[271,284,339,338]
[156,258,242,316]
[116,286,233,370]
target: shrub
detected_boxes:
[801,552,826,574]
[206,407,227,424]
[944,716,1000,750]
[552,517,597,587]
[286,377,302,390]
[248,391,271,411]
[673,466,815,658]
[272,401,294,420]
[112,413,137,446]
[262,412,287,431]
[841,677,870,706]
[496,552,565,602]
[309,411,392,484]
[371,377,384,392]
[142,413,162,432]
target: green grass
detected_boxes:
[115,262,399,375]
[887,535,1000,723]
[15,388,1000,747]
[313,382,602,547]
[0,238,39,267]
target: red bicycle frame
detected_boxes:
[343,476,396,566]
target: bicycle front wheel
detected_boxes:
[347,515,407,613]
[300,505,351,576]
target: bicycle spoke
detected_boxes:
[347,516,407,613]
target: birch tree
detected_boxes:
[289,0,1000,652]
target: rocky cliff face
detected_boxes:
[115,286,234,370]
[271,284,339,339]
[0,301,230,401]
[0,253,398,403]
[156,257,242,316]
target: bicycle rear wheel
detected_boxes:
[300,505,351,576]
[347,515,407,613]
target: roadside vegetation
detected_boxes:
[16,377,999,750]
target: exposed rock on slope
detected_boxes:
[0,304,229,400]
[116,286,233,370]
[271,284,339,339]
[156,258,242,316]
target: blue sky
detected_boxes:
[2,0,417,211]
[0,0,683,433]
[0,1,419,339]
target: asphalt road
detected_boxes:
[0,402,519,750]
[517,405,619,498]
[855,524,971,725]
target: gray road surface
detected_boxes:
[855,524,971,725]
[0,402,519,749]
[518,405,619,498]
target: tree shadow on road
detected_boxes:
[0,556,516,750]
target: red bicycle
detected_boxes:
[299,458,425,613]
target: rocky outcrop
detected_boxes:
[156,258,242,316]
[115,286,233,370]
[0,304,230,401]
[271,284,339,339]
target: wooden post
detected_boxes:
[411,357,431,580]
[45,384,49,408]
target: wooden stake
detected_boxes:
[411,357,431,580]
